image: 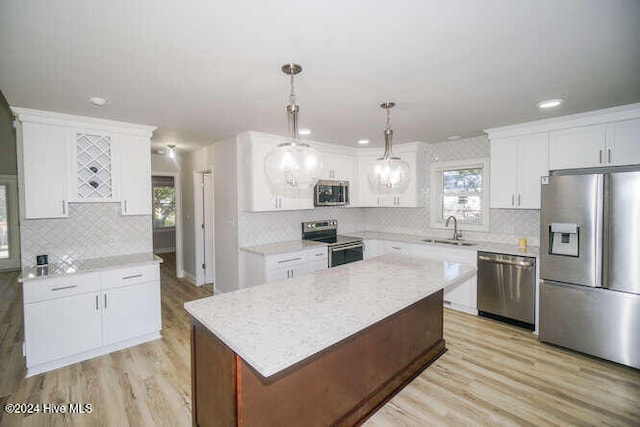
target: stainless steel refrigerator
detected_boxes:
[539,169,640,369]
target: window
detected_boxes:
[152,176,176,229]
[430,158,489,231]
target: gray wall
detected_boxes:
[0,91,17,175]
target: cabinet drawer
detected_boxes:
[265,252,307,271]
[24,273,101,304]
[102,264,160,290]
[305,248,328,263]
[308,260,328,273]
[383,241,413,255]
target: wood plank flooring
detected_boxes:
[1,256,639,426]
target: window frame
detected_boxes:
[152,183,176,230]
[429,158,490,232]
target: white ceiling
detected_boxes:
[1,0,639,152]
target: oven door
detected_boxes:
[329,243,363,267]
[314,181,349,206]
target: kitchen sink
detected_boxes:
[421,238,478,246]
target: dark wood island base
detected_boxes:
[190,290,445,426]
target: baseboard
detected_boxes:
[153,247,176,254]
[443,301,478,316]
[182,271,197,285]
[213,284,223,295]
[177,269,185,279]
[26,331,161,377]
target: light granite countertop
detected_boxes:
[18,252,163,282]
[343,231,540,258]
[240,239,328,255]
[184,254,476,378]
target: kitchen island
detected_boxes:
[184,254,476,426]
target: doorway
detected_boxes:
[194,171,214,286]
[151,174,183,278]
[0,175,20,271]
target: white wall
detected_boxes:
[151,153,181,173]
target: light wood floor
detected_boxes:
[1,256,639,426]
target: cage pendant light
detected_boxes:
[367,102,411,194]
[264,63,323,190]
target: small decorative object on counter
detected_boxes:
[36,254,48,266]
[518,238,528,252]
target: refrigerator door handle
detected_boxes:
[594,174,604,288]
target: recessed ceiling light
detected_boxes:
[447,135,462,141]
[357,139,370,145]
[537,98,565,109]
[298,128,312,135]
[156,149,165,155]
[88,96,108,106]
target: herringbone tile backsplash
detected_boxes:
[20,203,152,267]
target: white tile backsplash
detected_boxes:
[238,135,541,248]
[20,203,152,267]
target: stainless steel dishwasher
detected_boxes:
[477,251,536,329]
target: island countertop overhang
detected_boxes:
[184,254,476,378]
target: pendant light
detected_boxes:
[265,63,323,189]
[366,102,411,193]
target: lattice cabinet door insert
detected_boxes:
[76,132,114,200]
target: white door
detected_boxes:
[606,118,640,167]
[102,281,161,345]
[24,292,103,366]
[203,172,215,283]
[0,176,20,270]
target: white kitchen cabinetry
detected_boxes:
[490,133,549,209]
[117,134,152,215]
[242,246,328,287]
[355,144,423,208]
[240,133,314,212]
[549,118,640,170]
[322,152,356,181]
[363,240,383,259]
[24,291,103,366]
[22,263,161,376]
[18,122,71,219]
[12,108,156,219]
[383,241,414,255]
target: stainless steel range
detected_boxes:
[302,220,363,267]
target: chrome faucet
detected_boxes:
[445,215,463,240]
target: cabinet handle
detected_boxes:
[104,293,108,308]
[286,270,290,278]
[123,274,143,280]
[62,200,66,215]
[599,149,603,164]
[291,269,294,278]
[124,200,128,213]
[51,285,77,291]
[392,246,402,250]
[608,148,612,163]
[278,257,302,264]
[96,295,99,311]
[518,194,521,206]
[511,194,515,206]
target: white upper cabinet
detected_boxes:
[605,118,640,167]
[321,152,356,182]
[12,108,156,219]
[549,119,640,170]
[117,134,152,215]
[355,143,424,208]
[549,124,606,170]
[239,133,314,212]
[19,122,71,219]
[490,132,549,209]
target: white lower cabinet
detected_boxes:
[363,240,383,259]
[22,264,161,376]
[102,281,161,346]
[382,240,478,314]
[242,246,328,287]
[24,291,103,366]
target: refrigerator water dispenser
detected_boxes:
[549,223,579,256]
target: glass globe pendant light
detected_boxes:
[367,102,411,193]
[265,63,322,189]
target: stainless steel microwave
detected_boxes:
[314,180,349,206]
